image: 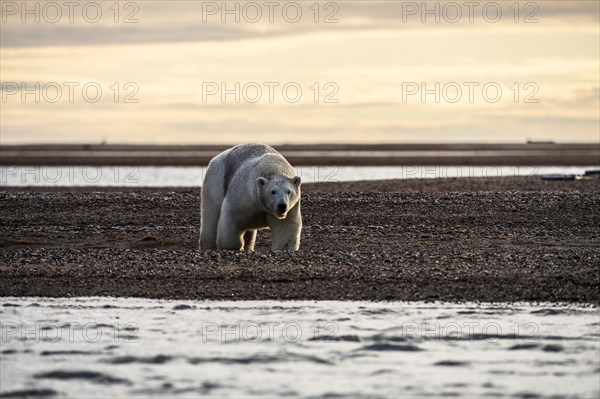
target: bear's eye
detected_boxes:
[286,190,291,195]
[271,190,276,195]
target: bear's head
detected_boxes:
[257,175,301,219]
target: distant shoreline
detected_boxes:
[1,174,598,193]
[1,143,598,166]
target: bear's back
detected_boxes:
[221,143,278,195]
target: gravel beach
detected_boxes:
[1,177,599,302]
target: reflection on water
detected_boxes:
[1,298,598,398]
[1,165,595,187]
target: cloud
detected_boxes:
[1,0,598,48]
[1,1,597,144]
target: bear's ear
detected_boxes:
[292,176,301,186]
[257,177,268,187]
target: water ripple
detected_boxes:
[34,370,130,385]
[1,298,597,398]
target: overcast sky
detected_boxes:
[1,1,598,144]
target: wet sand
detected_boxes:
[1,177,599,302]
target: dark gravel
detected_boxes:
[1,177,599,302]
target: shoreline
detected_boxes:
[1,176,599,303]
[1,143,598,166]
[1,296,597,308]
[1,174,598,192]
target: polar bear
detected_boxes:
[200,143,302,251]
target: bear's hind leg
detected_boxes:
[200,172,223,250]
[243,230,257,251]
[200,207,220,250]
[200,202,220,250]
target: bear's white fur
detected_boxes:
[200,143,302,251]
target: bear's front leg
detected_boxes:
[243,230,257,251]
[216,200,243,250]
[268,203,302,251]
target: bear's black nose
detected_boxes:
[277,203,287,212]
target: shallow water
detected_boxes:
[1,165,595,187]
[1,298,598,398]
